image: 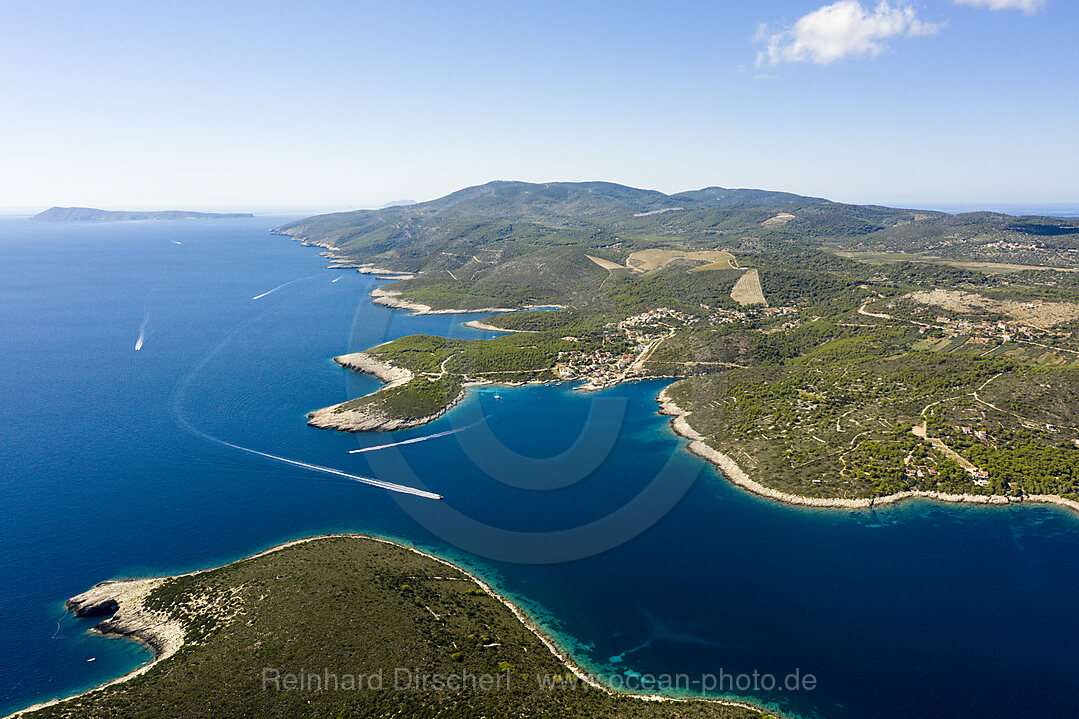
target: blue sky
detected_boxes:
[0,0,1075,210]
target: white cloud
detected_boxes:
[954,0,1045,13]
[757,1,942,66]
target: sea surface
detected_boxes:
[1,216,1078,719]
[907,203,1079,218]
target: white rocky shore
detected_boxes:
[462,319,530,332]
[656,386,1079,514]
[267,229,416,276]
[370,287,515,316]
[65,579,183,658]
[304,351,467,432]
[306,390,465,432]
[307,351,562,433]
[6,579,179,718]
[333,351,414,387]
[354,264,415,280]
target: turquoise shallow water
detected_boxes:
[1,216,1078,718]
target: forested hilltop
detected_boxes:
[284,182,1079,505]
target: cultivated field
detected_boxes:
[730,268,767,306]
[585,254,626,271]
[626,248,737,272]
[761,212,795,227]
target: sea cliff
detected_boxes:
[6,579,180,718]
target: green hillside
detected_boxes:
[274,181,1079,280]
[288,181,1079,502]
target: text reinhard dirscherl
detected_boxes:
[261,667,817,694]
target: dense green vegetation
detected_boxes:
[445,335,559,378]
[668,349,1078,500]
[329,329,627,422]
[928,419,1077,496]
[603,267,744,314]
[378,245,611,311]
[275,181,1079,287]
[288,180,1079,501]
[369,329,619,382]
[369,335,466,373]
[481,309,587,332]
[335,376,463,421]
[28,538,767,719]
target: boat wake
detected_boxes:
[51,610,68,640]
[135,308,149,351]
[252,276,311,301]
[171,306,441,500]
[208,435,443,500]
[347,420,486,455]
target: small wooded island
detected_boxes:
[13,536,767,719]
[32,207,253,221]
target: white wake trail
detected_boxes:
[347,418,489,455]
[173,241,182,245]
[332,276,342,283]
[348,427,459,454]
[252,277,307,300]
[171,305,441,501]
[213,437,443,500]
[51,610,68,639]
[135,309,150,351]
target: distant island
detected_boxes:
[32,207,253,221]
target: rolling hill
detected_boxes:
[274,181,1079,277]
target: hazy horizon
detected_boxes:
[2,188,1078,220]
[2,1,1076,209]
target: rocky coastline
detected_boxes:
[354,264,415,279]
[461,319,530,332]
[370,287,515,316]
[332,351,414,387]
[267,229,416,276]
[306,351,563,433]
[656,385,1079,514]
[65,579,182,659]
[306,387,466,432]
[7,579,180,718]
[6,535,770,719]
[304,351,461,432]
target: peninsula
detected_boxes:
[7,536,770,719]
[284,181,1079,508]
[32,207,253,221]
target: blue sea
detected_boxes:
[2,216,1078,719]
